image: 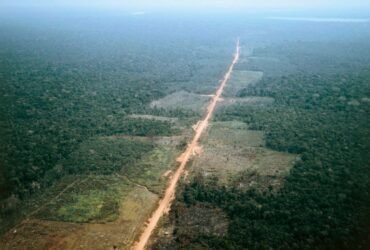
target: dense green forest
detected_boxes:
[156,41,370,249]
[1,9,370,248]
[0,13,234,208]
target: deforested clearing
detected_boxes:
[1,7,369,250]
[150,90,211,113]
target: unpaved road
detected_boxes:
[132,39,240,250]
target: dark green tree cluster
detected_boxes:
[0,16,233,207]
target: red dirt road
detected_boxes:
[132,39,240,250]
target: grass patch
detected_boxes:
[193,121,296,188]
[224,70,263,97]
[128,114,179,123]
[236,55,297,77]
[191,143,260,185]
[216,97,274,113]
[56,190,119,223]
[235,149,297,191]
[34,143,179,222]
[35,175,131,223]
[28,137,179,223]
[124,146,179,194]
[150,90,210,113]
[205,121,264,147]
[1,181,160,250]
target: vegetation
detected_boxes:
[1,10,370,249]
[37,175,129,223]
[191,120,295,187]
[223,70,263,97]
[0,13,233,221]
[123,146,179,194]
[158,42,370,249]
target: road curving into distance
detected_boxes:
[132,38,240,250]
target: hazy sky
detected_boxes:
[2,0,370,11]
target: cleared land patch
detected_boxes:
[0,219,81,250]
[164,81,219,95]
[150,90,211,113]
[2,184,160,250]
[235,149,296,191]
[53,185,158,250]
[34,175,130,223]
[216,96,274,113]
[0,135,182,249]
[35,137,180,222]
[192,121,296,189]
[239,56,297,76]
[202,121,264,148]
[123,146,179,194]
[150,203,229,249]
[223,70,263,97]
[128,114,179,123]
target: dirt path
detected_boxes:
[132,39,240,250]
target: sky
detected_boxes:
[2,0,370,12]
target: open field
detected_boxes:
[234,149,297,191]
[164,81,219,95]
[0,178,159,250]
[235,54,298,76]
[0,135,182,249]
[53,185,158,250]
[216,96,275,112]
[223,70,263,97]
[150,90,211,113]
[128,114,179,123]
[0,219,81,250]
[34,175,131,223]
[204,121,264,146]
[192,121,296,188]
[123,146,180,194]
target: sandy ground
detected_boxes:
[131,39,240,250]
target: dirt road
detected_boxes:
[132,39,240,250]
